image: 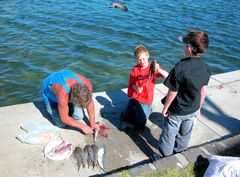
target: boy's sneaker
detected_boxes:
[120,111,127,121]
[121,121,134,131]
[150,153,163,162]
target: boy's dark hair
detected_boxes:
[70,84,91,108]
[184,29,209,55]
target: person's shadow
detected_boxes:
[33,100,91,134]
[95,89,160,157]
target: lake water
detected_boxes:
[0,0,239,107]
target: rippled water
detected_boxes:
[0,0,239,107]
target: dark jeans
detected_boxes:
[123,99,152,127]
[46,102,84,127]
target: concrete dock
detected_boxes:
[0,70,239,177]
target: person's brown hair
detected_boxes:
[70,84,91,108]
[185,29,209,55]
[134,44,149,58]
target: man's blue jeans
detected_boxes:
[158,110,199,156]
[46,102,84,127]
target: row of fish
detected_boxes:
[72,144,106,172]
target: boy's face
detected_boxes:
[136,52,149,68]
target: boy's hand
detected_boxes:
[133,84,143,93]
[136,87,143,93]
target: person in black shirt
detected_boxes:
[152,29,211,160]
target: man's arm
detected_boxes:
[77,74,99,130]
[162,89,177,117]
[53,84,93,134]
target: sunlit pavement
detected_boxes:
[0,70,239,177]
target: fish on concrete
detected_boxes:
[84,144,94,168]
[97,144,106,171]
[111,2,128,11]
[46,141,73,158]
[81,146,88,168]
[72,147,82,171]
[93,129,98,143]
[91,144,99,169]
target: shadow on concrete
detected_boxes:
[124,127,159,156]
[95,90,159,157]
[33,100,88,134]
[95,89,128,130]
[202,97,240,134]
[33,100,52,122]
[89,159,151,177]
[193,155,209,177]
[149,112,164,129]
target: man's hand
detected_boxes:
[81,125,94,135]
[91,123,100,131]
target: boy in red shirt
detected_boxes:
[121,44,168,129]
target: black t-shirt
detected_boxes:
[162,57,211,115]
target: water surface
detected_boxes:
[0,0,239,106]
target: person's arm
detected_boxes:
[200,85,207,108]
[162,89,178,117]
[132,84,143,93]
[53,84,93,134]
[128,68,143,93]
[77,74,100,131]
[157,68,169,78]
[155,63,169,78]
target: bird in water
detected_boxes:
[111,2,128,11]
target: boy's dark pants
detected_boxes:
[123,99,151,128]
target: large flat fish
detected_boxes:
[72,147,82,171]
[84,145,94,168]
[46,141,73,158]
[91,144,99,169]
[97,144,106,171]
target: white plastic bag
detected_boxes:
[203,155,240,177]
[16,120,59,145]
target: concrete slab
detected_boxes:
[227,80,240,92]
[0,103,79,177]
[200,83,240,136]
[181,148,208,164]
[211,70,240,83]
[153,155,183,172]
[0,70,240,177]
[128,163,155,177]
[189,119,220,147]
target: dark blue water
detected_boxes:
[0,0,239,107]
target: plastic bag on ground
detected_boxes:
[203,155,240,177]
[16,120,59,145]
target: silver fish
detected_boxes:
[93,129,98,143]
[81,146,88,168]
[84,144,94,168]
[72,147,82,171]
[91,144,99,169]
[97,144,106,171]
[111,2,128,11]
